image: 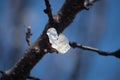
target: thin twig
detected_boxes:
[44,0,54,23]
[70,42,120,58]
[26,26,32,46]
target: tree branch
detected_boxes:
[44,0,54,23]
[70,42,120,58]
[0,0,99,79]
[26,26,32,46]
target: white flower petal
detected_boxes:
[47,28,70,54]
[47,28,58,40]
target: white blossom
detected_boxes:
[47,28,70,54]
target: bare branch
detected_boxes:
[44,0,54,23]
[26,26,32,46]
[70,42,120,58]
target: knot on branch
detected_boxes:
[84,0,98,10]
[31,47,41,54]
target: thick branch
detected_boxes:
[70,42,120,58]
[0,0,98,79]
